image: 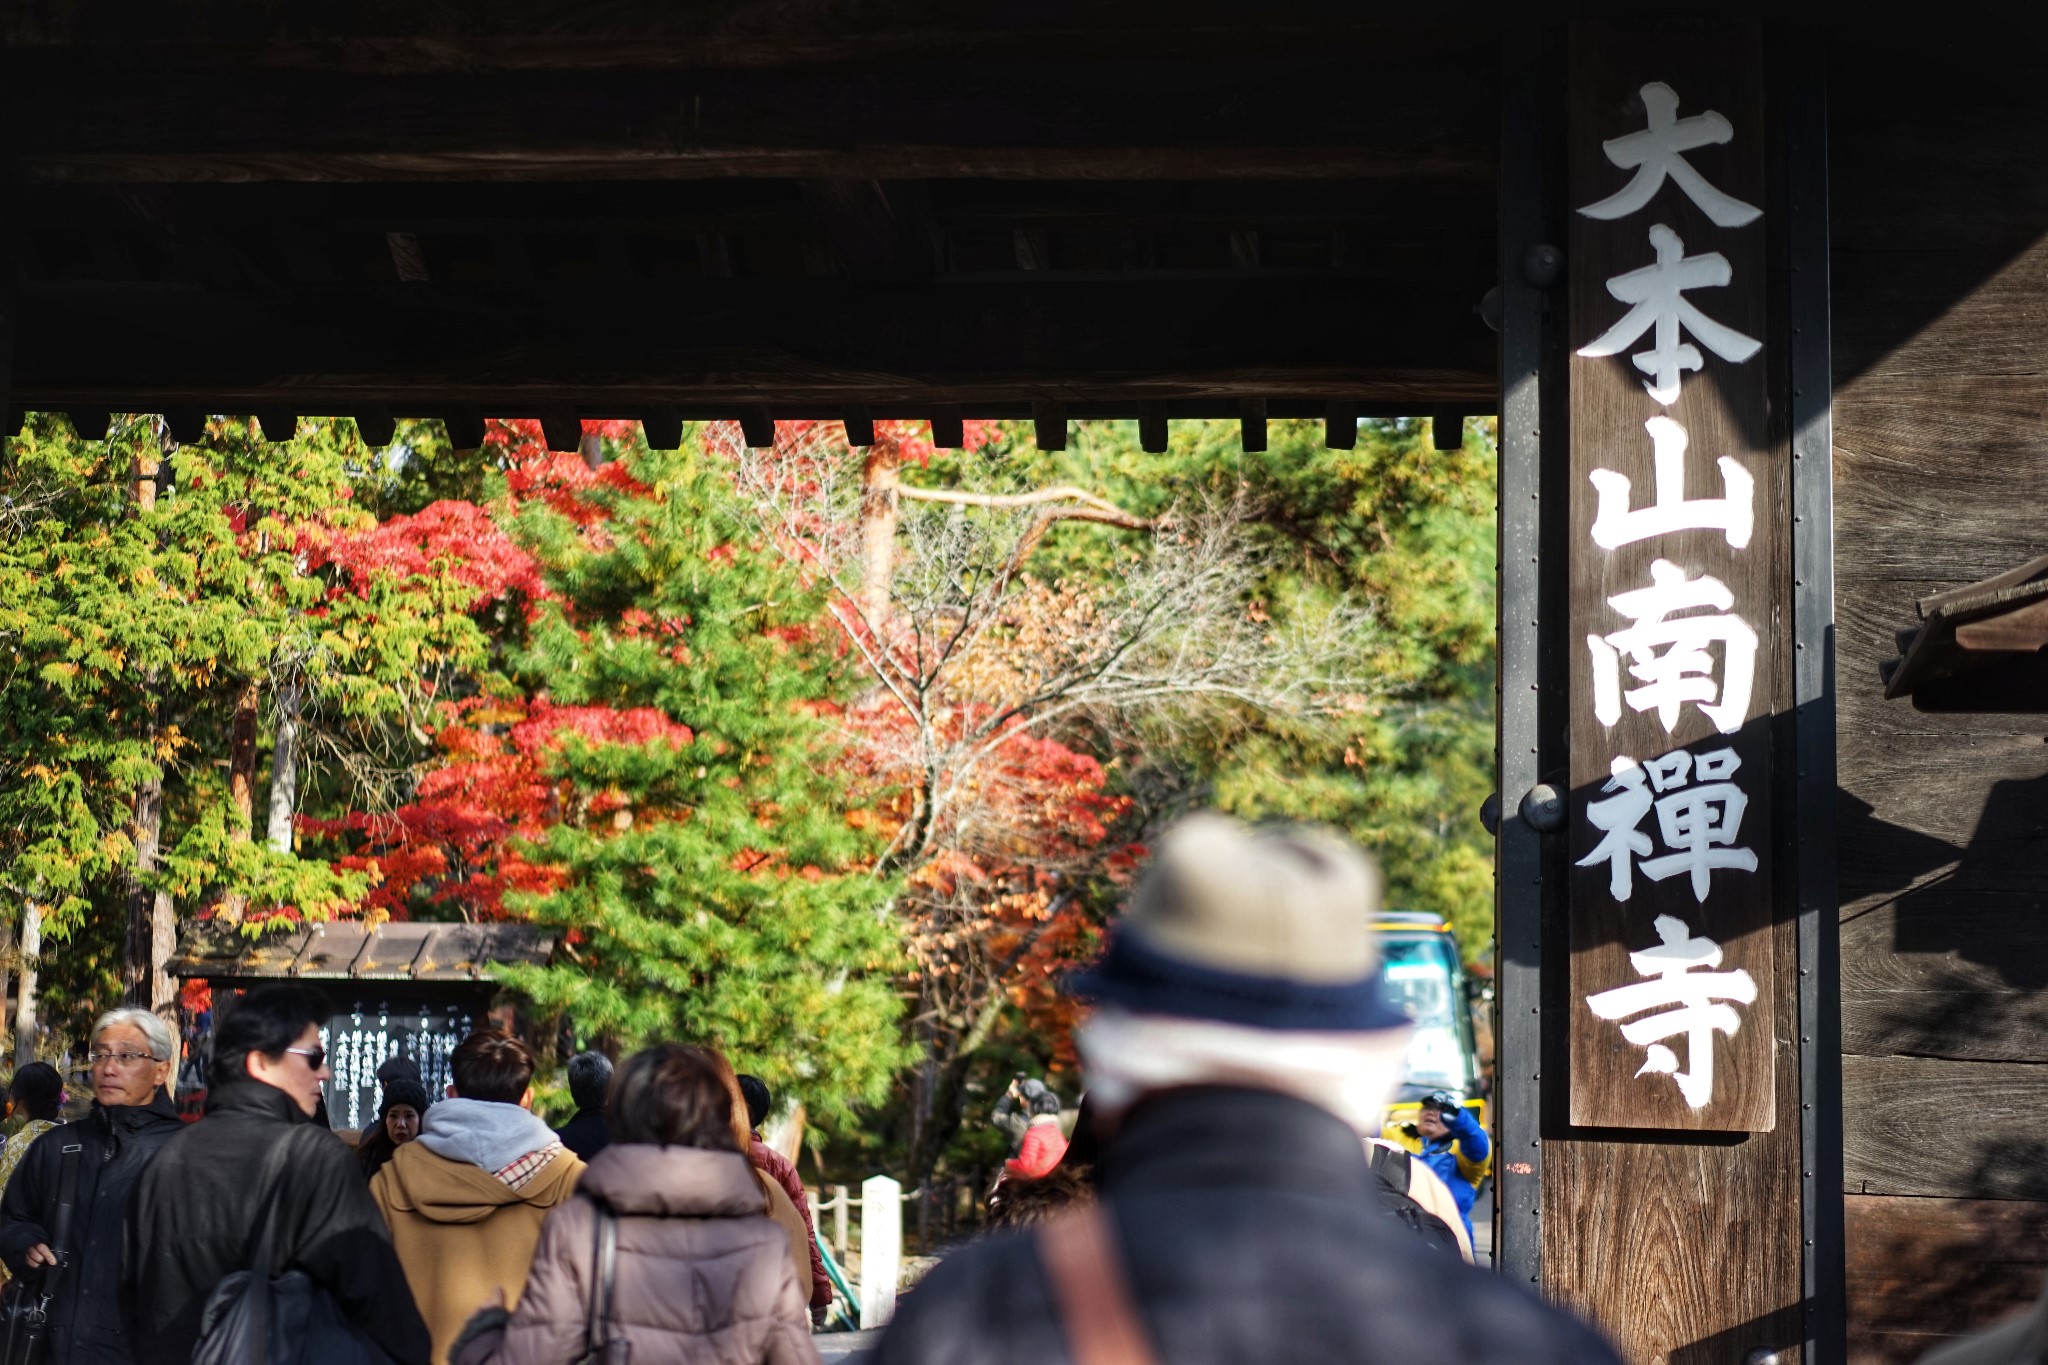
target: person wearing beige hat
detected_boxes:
[871,813,1619,1365]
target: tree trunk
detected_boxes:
[229,678,260,836]
[219,678,261,924]
[0,912,15,1061]
[266,681,301,853]
[121,757,174,1012]
[858,443,901,627]
[14,902,39,1066]
[121,448,177,1012]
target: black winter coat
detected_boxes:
[872,1086,1621,1365]
[121,1081,432,1365]
[0,1090,183,1365]
[552,1109,610,1162]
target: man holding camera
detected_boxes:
[992,1076,1068,1179]
[1414,1089,1490,1249]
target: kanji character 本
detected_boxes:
[1577,224,1762,406]
[1590,416,1753,550]
[1587,559,1757,736]
[1577,81,1763,229]
[1585,913,1757,1110]
[1578,757,1653,902]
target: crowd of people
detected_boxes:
[26,810,1977,1363]
[0,988,831,1365]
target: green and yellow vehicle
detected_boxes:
[1374,911,1489,1176]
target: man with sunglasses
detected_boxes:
[0,1007,183,1364]
[122,984,430,1365]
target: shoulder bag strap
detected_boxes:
[593,1204,619,1352]
[579,1199,619,1358]
[1034,1205,1158,1365]
[242,1128,304,1280]
[40,1138,83,1287]
[1369,1143,1412,1195]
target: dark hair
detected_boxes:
[737,1073,770,1131]
[356,1123,396,1179]
[8,1062,62,1122]
[377,1055,423,1087]
[986,1167,1095,1231]
[1030,1088,1063,1118]
[209,985,328,1090]
[449,1030,535,1104]
[567,1052,615,1113]
[607,1044,743,1151]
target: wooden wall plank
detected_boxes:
[1843,1055,2048,1200]
[1846,1194,2048,1364]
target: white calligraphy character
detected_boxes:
[1578,81,1763,229]
[1577,747,1757,904]
[1587,559,1757,736]
[1578,224,1762,406]
[1585,913,1757,1109]
[1578,757,1655,901]
[1591,416,1753,550]
[1639,747,1757,901]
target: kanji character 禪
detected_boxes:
[1578,224,1762,406]
[1585,913,1757,1109]
[1640,747,1757,902]
[1577,81,1763,229]
[1576,747,1756,905]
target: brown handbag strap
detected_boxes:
[1034,1205,1160,1365]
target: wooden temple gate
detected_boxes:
[6,6,2048,1362]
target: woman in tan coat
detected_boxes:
[451,1044,820,1365]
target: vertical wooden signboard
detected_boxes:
[1567,24,1784,1133]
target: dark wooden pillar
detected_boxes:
[1498,22,1835,1363]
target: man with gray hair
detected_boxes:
[873,814,1620,1365]
[552,1051,613,1161]
[0,1007,183,1365]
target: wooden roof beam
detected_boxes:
[13,275,1497,408]
[5,63,1494,185]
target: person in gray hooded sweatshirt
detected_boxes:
[371,1030,584,1365]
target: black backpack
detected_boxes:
[1368,1144,1466,1258]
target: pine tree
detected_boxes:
[468,425,909,1125]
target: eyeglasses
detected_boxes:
[86,1051,159,1067]
[284,1046,327,1071]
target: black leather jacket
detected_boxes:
[0,1090,184,1365]
[874,1085,1621,1365]
[122,1081,431,1365]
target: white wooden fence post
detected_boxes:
[859,1174,901,1329]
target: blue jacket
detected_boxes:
[1417,1106,1490,1241]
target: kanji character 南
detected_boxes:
[1587,559,1757,736]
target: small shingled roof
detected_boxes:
[1881,553,2048,711]
[167,920,554,983]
